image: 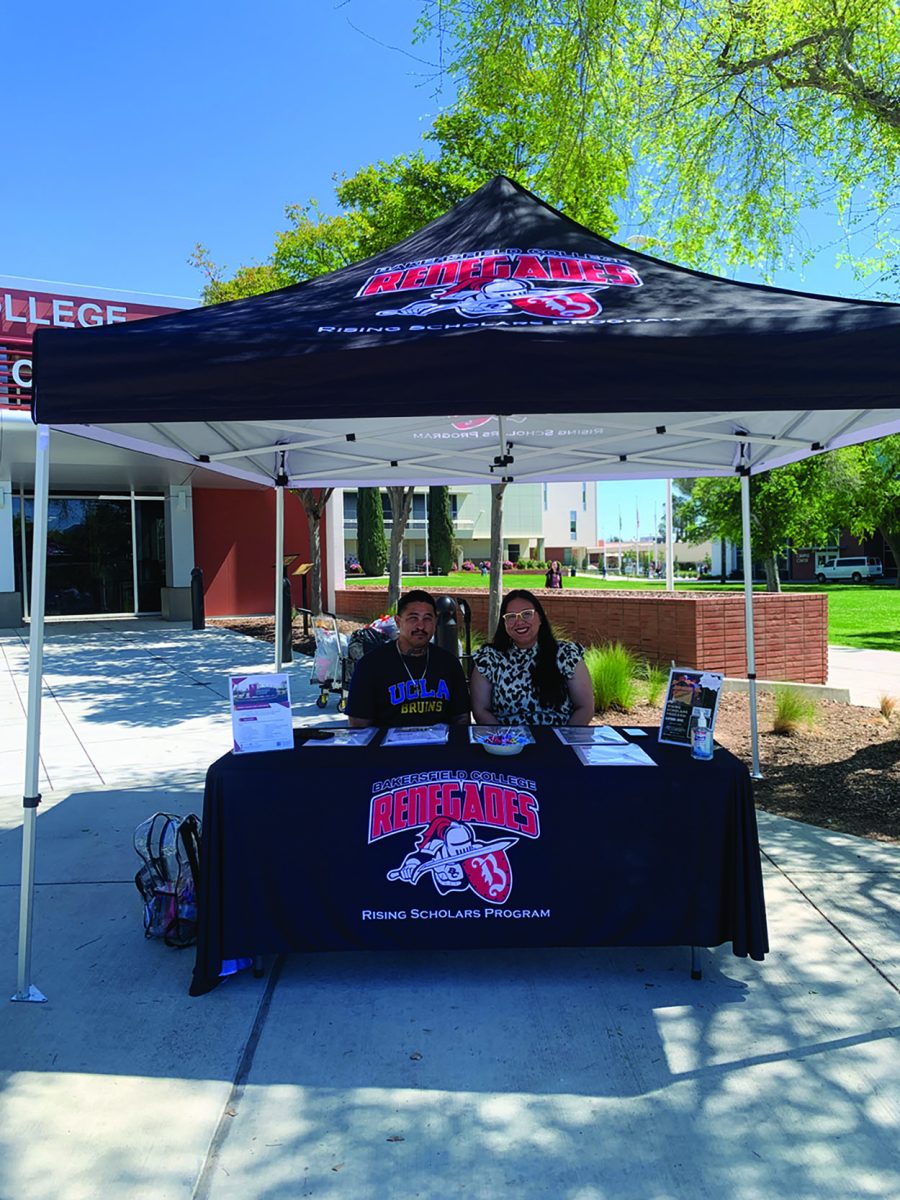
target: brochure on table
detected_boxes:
[302,728,378,748]
[658,668,723,747]
[229,673,293,754]
[382,723,450,747]
[554,726,627,746]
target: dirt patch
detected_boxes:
[210,616,900,844]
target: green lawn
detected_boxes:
[344,573,900,651]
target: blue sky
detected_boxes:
[2,1,882,535]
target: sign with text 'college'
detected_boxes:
[0,284,185,405]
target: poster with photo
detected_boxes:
[658,668,723,747]
[229,673,293,754]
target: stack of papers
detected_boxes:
[382,724,450,746]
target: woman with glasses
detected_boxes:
[470,589,594,726]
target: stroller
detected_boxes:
[299,610,350,710]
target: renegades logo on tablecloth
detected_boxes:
[356,249,642,324]
[369,775,540,905]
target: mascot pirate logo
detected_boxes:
[370,777,540,905]
[356,249,642,324]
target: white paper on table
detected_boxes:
[229,673,293,755]
[623,728,648,737]
[382,723,449,746]
[572,742,657,767]
[554,725,627,746]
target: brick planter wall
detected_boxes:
[334,587,828,683]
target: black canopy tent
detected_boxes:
[15,175,900,1002]
[32,174,900,432]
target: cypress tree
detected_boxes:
[428,485,457,575]
[357,487,388,576]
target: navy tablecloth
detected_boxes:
[190,726,768,994]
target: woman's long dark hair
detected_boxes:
[492,589,567,708]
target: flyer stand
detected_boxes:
[658,667,724,747]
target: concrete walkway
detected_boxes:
[1,621,899,1199]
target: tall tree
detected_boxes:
[677,458,846,590]
[356,487,389,577]
[428,486,457,575]
[418,0,900,290]
[385,485,416,610]
[838,437,900,586]
[488,481,508,637]
[291,488,333,614]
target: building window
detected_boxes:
[570,511,577,540]
[582,482,587,511]
[543,483,548,511]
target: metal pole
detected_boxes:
[19,483,29,621]
[741,469,762,778]
[274,484,284,671]
[665,479,675,590]
[130,492,139,615]
[13,424,50,1003]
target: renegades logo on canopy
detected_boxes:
[357,249,642,322]
[369,775,540,905]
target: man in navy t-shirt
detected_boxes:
[346,590,470,727]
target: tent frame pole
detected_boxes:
[740,469,762,779]
[12,424,50,1003]
[274,481,285,672]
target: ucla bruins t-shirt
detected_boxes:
[346,642,470,726]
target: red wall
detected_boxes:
[335,587,828,683]
[192,489,325,616]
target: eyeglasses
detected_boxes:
[502,608,537,625]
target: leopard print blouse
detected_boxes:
[473,641,585,725]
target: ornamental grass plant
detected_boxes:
[584,642,638,713]
[642,662,668,707]
[772,687,820,735]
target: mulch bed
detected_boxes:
[210,616,900,844]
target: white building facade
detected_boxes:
[344,481,597,570]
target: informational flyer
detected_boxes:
[382,723,449,747]
[301,727,378,748]
[658,668,723,747]
[553,726,627,746]
[229,673,293,755]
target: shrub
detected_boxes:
[772,687,819,735]
[584,642,638,712]
[879,694,898,720]
[357,486,388,576]
[461,560,478,572]
[502,559,516,570]
[642,662,668,707]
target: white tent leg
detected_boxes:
[665,478,674,591]
[274,483,284,672]
[12,424,51,1003]
[740,471,762,779]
